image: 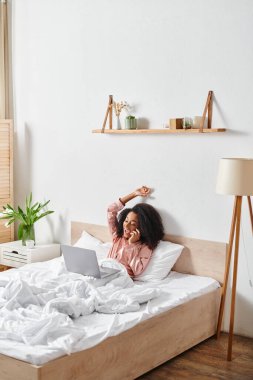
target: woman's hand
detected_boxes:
[128,228,141,244]
[119,186,151,206]
[135,186,151,197]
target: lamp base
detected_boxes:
[216,196,242,361]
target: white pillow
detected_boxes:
[134,240,184,282]
[74,231,112,261]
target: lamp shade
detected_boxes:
[216,158,253,195]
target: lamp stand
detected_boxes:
[216,195,253,361]
[247,196,253,234]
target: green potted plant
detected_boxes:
[0,193,54,245]
[125,115,137,130]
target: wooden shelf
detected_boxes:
[92,128,226,134]
[98,91,226,135]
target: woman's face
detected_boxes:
[123,212,139,239]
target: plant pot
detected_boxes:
[22,224,35,246]
[125,116,137,130]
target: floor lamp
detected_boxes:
[216,158,253,361]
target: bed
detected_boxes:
[0,221,227,380]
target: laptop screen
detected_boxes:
[61,245,101,278]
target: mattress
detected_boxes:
[0,257,219,365]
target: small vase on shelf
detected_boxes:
[116,116,121,130]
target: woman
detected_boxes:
[107,186,164,277]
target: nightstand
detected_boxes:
[0,241,61,269]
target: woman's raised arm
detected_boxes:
[119,186,151,206]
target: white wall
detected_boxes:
[11,0,253,337]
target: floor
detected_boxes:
[137,333,253,380]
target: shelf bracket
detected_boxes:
[101,95,113,133]
[199,90,213,133]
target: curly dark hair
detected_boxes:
[116,203,164,250]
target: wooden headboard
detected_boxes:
[71,221,227,284]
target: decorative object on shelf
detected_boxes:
[116,116,121,130]
[125,115,137,130]
[193,115,207,129]
[113,100,128,130]
[216,158,253,361]
[182,117,193,129]
[169,118,183,129]
[0,193,54,246]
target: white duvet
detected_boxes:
[0,257,160,364]
[0,257,219,365]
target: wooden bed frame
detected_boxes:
[0,222,227,380]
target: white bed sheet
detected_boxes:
[0,257,220,365]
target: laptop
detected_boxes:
[61,245,121,279]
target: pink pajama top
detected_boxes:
[107,200,152,277]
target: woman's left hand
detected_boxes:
[129,228,141,244]
[135,186,151,197]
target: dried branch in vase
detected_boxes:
[113,101,129,117]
